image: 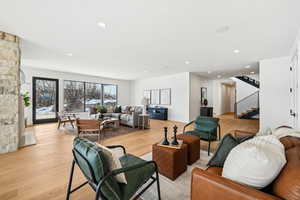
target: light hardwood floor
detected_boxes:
[0,113,258,200]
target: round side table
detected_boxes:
[138,114,150,129]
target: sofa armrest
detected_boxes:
[233,130,256,138]
[132,112,140,127]
[111,113,121,119]
[191,168,281,200]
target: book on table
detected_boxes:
[157,140,183,149]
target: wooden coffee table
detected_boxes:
[102,117,120,128]
[152,143,188,180]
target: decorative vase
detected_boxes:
[162,127,169,145]
[203,99,208,106]
[171,125,179,145]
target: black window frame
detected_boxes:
[63,80,118,112]
[102,84,118,108]
[63,80,85,113]
[32,77,59,124]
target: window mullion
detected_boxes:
[83,82,86,112]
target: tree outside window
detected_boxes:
[103,84,117,110]
[64,81,84,112]
[85,82,102,112]
[63,80,117,112]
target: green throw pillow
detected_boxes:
[114,106,122,113]
[207,134,254,167]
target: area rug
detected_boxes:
[139,150,212,200]
[63,124,140,142]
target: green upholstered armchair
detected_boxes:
[183,116,221,155]
[66,137,161,200]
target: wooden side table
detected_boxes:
[138,114,150,129]
[152,143,188,180]
[177,134,200,165]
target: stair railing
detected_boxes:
[234,91,259,118]
[235,76,260,88]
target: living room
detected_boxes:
[1,1,300,200]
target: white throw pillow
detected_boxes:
[96,143,127,184]
[222,135,286,189]
[272,127,300,139]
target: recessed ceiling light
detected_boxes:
[233,49,240,54]
[208,71,212,74]
[185,61,190,65]
[250,71,255,74]
[216,26,230,34]
[217,75,222,78]
[97,22,106,29]
[65,53,73,56]
[245,65,251,69]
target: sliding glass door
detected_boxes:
[33,77,59,124]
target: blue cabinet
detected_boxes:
[148,107,168,120]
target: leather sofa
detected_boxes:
[191,130,300,200]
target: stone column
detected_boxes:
[0,31,21,154]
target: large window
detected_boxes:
[64,81,84,112]
[63,80,117,112]
[85,82,102,112]
[103,84,117,108]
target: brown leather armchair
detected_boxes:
[191,129,300,200]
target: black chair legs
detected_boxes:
[218,124,221,140]
[208,141,211,156]
[66,160,75,200]
[67,157,161,200]
[66,160,89,200]
[156,169,161,200]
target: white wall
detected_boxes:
[259,56,291,130]
[189,74,201,121]
[292,30,300,129]
[189,73,213,121]
[131,72,190,123]
[296,33,300,129]
[21,66,132,125]
[212,78,235,115]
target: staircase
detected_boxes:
[234,76,260,119]
[238,107,259,119]
[235,76,260,88]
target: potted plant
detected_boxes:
[21,92,30,127]
[96,105,107,118]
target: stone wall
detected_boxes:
[0,31,20,154]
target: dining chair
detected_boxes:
[76,119,104,142]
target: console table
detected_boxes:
[148,107,168,120]
[200,107,213,117]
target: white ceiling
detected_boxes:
[1,0,300,80]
